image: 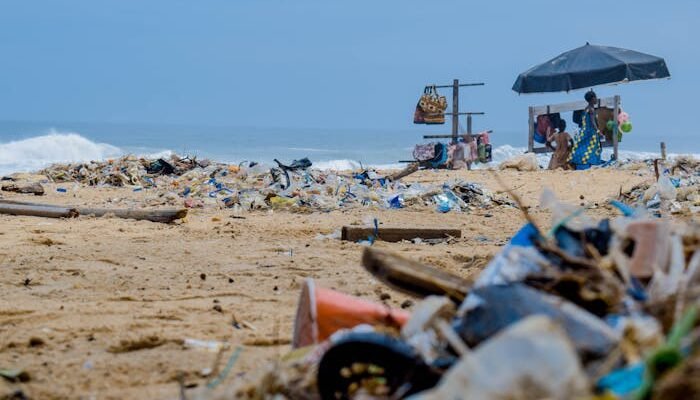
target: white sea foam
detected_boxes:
[312,159,365,171]
[0,131,123,175]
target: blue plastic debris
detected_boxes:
[596,363,645,397]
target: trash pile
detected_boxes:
[237,191,700,400]
[38,155,514,213]
[620,156,700,214]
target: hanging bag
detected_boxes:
[422,85,447,125]
[413,87,430,124]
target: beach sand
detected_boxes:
[0,167,653,399]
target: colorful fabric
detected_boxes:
[428,143,448,168]
[568,109,601,168]
[413,143,436,161]
[478,131,490,145]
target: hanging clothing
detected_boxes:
[449,143,468,169]
[468,141,479,162]
[567,108,601,170]
[478,131,490,145]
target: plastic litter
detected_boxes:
[456,283,620,359]
[411,316,590,400]
[183,338,228,353]
[34,154,514,215]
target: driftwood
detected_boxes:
[342,226,461,243]
[0,199,187,223]
[387,162,419,181]
[0,202,78,219]
[362,247,470,302]
[1,182,45,196]
[77,207,187,223]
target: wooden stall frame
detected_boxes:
[403,79,487,169]
[425,79,485,144]
[528,95,621,161]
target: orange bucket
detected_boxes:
[292,279,410,348]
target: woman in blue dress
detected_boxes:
[568,90,602,170]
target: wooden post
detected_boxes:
[527,106,535,153]
[661,142,667,160]
[467,114,473,138]
[451,79,459,144]
[466,113,473,171]
[612,95,620,161]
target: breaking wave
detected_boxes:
[0,132,123,175]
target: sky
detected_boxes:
[0,0,698,149]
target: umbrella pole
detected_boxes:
[612,95,620,161]
[528,106,535,153]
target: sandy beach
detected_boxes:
[0,166,656,399]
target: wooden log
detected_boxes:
[342,226,461,243]
[0,199,187,223]
[386,163,419,181]
[1,182,45,196]
[0,203,78,218]
[77,207,188,223]
[361,247,470,302]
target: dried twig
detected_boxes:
[178,372,188,400]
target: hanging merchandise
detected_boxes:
[477,131,492,163]
[479,131,491,145]
[413,87,429,124]
[413,101,426,124]
[478,142,493,163]
[413,143,438,162]
[468,140,479,162]
[419,85,448,125]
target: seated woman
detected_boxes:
[567,90,603,170]
[546,120,572,170]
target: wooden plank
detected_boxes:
[531,96,616,115]
[434,83,484,89]
[423,130,493,139]
[386,163,419,181]
[341,226,461,243]
[361,247,469,302]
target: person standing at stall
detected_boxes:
[568,90,603,170]
[546,120,572,170]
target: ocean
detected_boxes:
[0,120,696,176]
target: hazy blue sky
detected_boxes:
[0,0,697,146]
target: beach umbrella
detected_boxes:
[512,43,670,94]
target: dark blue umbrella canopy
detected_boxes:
[512,43,670,94]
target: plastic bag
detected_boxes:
[657,175,677,201]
